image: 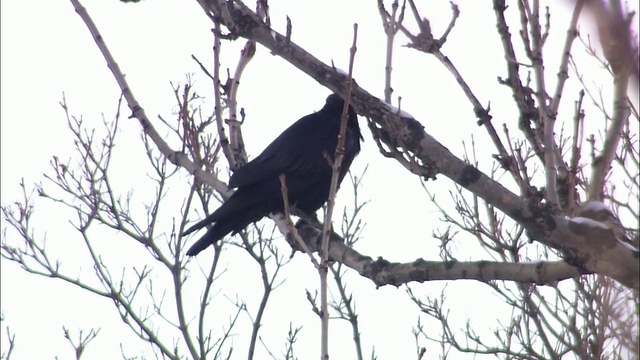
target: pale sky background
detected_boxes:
[1,0,637,359]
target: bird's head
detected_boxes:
[323,93,363,140]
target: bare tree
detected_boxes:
[2,0,638,359]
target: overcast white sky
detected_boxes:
[1,0,638,359]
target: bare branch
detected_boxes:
[494,0,545,160]
[62,327,100,360]
[377,0,406,102]
[69,0,228,197]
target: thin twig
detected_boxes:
[211,21,236,171]
[548,0,584,179]
[318,23,358,360]
[278,175,320,268]
[227,39,256,168]
[520,0,560,206]
[377,0,406,102]
[568,90,585,215]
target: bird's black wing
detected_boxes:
[228,111,338,188]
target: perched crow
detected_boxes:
[184,94,363,256]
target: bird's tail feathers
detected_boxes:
[185,223,231,256]
[182,212,218,236]
[184,191,276,256]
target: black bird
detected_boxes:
[184,94,363,256]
